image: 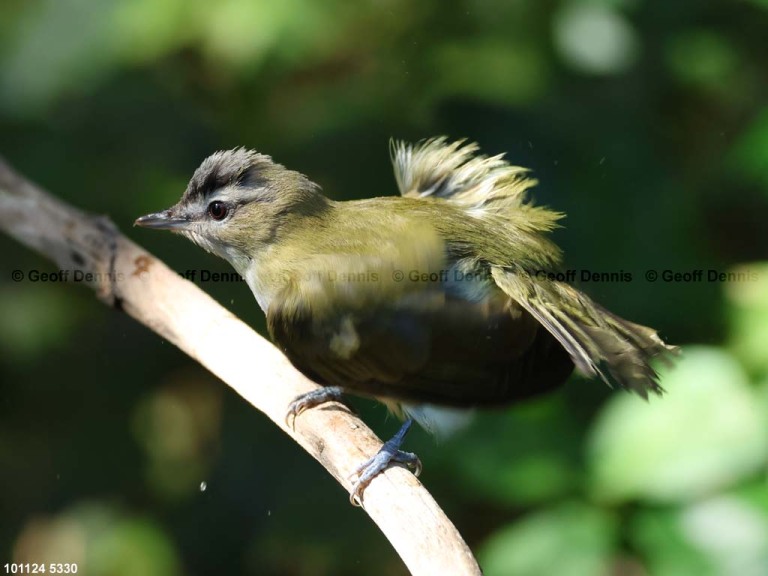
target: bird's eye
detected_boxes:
[208,201,228,221]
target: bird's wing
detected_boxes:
[265,217,444,396]
[490,266,678,397]
[267,254,572,407]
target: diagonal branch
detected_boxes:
[0,155,481,576]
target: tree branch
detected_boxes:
[0,155,481,576]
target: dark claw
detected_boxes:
[348,418,421,506]
[285,386,345,429]
[286,394,421,505]
[349,449,422,506]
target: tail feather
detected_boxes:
[491,267,678,397]
[390,137,537,212]
[390,137,564,269]
[390,137,678,397]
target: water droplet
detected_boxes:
[200,481,207,492]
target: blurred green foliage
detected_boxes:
[1,0,767,574]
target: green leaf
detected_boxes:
[631,507,716,576]
[446,397,580,504]
[588,347,768,503]
[724,262,768,373]
[479,502,616,576]
[665,30,739,91]
[429,39,549,106]
[729,108,768,191]
[632,493,768,576]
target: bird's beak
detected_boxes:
[134,210,190,231]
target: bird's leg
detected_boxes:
[286,390,422,505]
[285,385,346,428]
[349,418,422,506]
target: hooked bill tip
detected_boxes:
[134,211,189,230]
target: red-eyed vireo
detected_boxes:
[135,138,676,504]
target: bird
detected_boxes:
[135,137,677,504]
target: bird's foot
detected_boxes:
[285,386,345,429]
[349,418,422,506]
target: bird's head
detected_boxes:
[135,148,328,268]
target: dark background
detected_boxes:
[1,1,767,574]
